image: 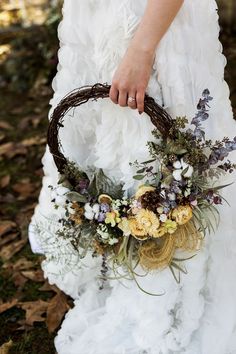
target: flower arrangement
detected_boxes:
[47,84,236,292]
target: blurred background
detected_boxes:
[0,1,235,353]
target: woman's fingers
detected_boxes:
[109,82,145,113]
[109,85,119,104]
[136,88,145,113]
[118,88,128,107]
[127,90,137,110]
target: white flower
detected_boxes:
[168,192,176,201]
[51,185,70,206]
[97,225,109,240]
[159,214,167,222]
[184,188,191,197]
[84,203,100,220]
[173,158,193,181]
[156,206,164,214]
[108,238,119,245]
[160,189,166,198]
[56,186,70,196]
[54,195,67,206]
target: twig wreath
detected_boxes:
[46,83,236,294]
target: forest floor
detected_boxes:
[0,30,236,354]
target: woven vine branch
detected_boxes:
[47,82,174,182]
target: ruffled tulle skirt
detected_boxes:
[29,0,236,353]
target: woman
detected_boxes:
[29,0,236,353]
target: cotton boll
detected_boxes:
[56,186,70,196]
[183,165,194,178]
[54,195,67,206]
[160,214,168,222]
[84,211,94,220]
[173,169,182,181]
[173,160,182,169]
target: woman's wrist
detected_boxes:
[127,41,156,67]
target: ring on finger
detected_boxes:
[128,96,136,104]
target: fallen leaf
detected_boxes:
[39,281,59,294]
[0,133,5,143]
[10,106,24,115]
[0,193,15,204]
[19,300,48,326]
[0,232,19,247]
[12,272,28,288]
[0,142,27,158]
[0,121,13,130]
[0,175,10,188]
[0,221,17,237]
[0,299,18,314]
[21,269,45,282]
[0,220,19,247]
[13,257,35,271]
[0,239,27,261]
[46,292,70,333]
[12,179,37,200]
[21,136,46,147]
[17,116,32,131]
[0,340,13,354]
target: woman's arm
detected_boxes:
[109,0,184,113]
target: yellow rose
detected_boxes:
[129,218,148,240]
[134,185,156,199]
[118,217,131,236]
[163,219,178,234]
[172,205,193,225]
[105,210,121,227]
[135,209,160,237]
[149,226,167,238]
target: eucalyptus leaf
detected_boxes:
[211,182,234,191]
[142,158,156,164]
[66,191,87,203]
[133,174,145,180]
[136,168,146,174]
[175,148,188,155]
[88,168,124,199]
[182,166,189,175]
[162,174,173,186]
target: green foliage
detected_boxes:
[88,168,124,199]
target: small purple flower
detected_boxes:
[100,203,111,213]
[163,206,170,213]
[79,179,89,189]
[209,147,229,165]
[225,140,236,151]
[193,127,205,140]
[170,201,177,209]
[97,212,106,222]
[76,179,90,194]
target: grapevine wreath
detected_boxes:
[46,83,236,293]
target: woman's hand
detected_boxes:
[109,45,155,114]
[109,0,184,114]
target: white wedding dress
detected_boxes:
[29,1,236,353]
